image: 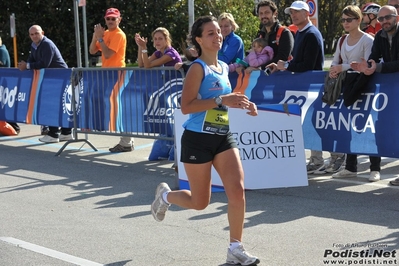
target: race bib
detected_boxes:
[202,107,229,134]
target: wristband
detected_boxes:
[98,38,104,43]
[141,49,148,53]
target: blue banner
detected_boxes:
[0,68,74,128]
[229,70,399,157]
[1,68,399,157]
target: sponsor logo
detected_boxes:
[0,85,26,109]
[279,90,319,123]
[143,78,184,123]
[62,75,83,122]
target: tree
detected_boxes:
[0,0,388,67]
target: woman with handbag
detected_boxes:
[329,5,380,182]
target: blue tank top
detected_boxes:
[182,58,232,134]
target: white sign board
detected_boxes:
[174,105,308,190]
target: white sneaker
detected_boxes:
[59,134,74,141]
[226,244,260,265]
[332,169,357,178]
[151,182,171,222]
[369,171,380,182]
[39,135,59,143]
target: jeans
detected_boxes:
[47,127,72,138]
[345,154,381,172]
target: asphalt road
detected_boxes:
[0,124,398,266]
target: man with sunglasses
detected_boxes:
[351,5,399,186]
[90,8,126,68]
[90,8,132,153]
[351,6,398,75]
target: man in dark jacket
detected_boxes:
[17,25,72,143]
[352,5,399,74]
[255,0,294,68]
[351,5,399,185]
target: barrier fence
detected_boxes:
[68,66,184,156]
[1,67,399,157]
[0,67,183,155]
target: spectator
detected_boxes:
[329,6,374,80]
[255,0,294,68]
[89,7,130,153]
[351,5,399,75]
[136,27,182,68]
[350,5,399,185]
[17,25,72,143]
[90,8,126,68]
[267,1,345,175]
[151,16,260,265]
[361,3,382,37]
[229,38,274,73]
[328,6,378,181]
[217,12,245,64]
[174,45,198,74]
[389,0,399,14]
[268,1,324,72]
[0,37,10,68]
[0,36,19,134]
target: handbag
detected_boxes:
[321,35,348,105]
[322,71,346,105]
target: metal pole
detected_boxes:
[188,0,194,33]
[82,6,89,68]
[10,13,18,67]
[73,0,82,67]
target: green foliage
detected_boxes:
[187,0,259,51]
[0,0,390,67]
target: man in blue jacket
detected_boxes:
[267,1,324,72]
[267,1,346,175]
[17,25,72,143]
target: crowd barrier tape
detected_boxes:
[1,67,399,157]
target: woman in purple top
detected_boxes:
[136,27,182,68]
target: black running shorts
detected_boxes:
[180,130,237,164]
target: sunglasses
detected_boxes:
[377,14,397,22]
[340,17,358,23]
[106,17,117,21]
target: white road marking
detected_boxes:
[0,237,103,266]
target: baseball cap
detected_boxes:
[104,8,120,18]
[284,1,310,14]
